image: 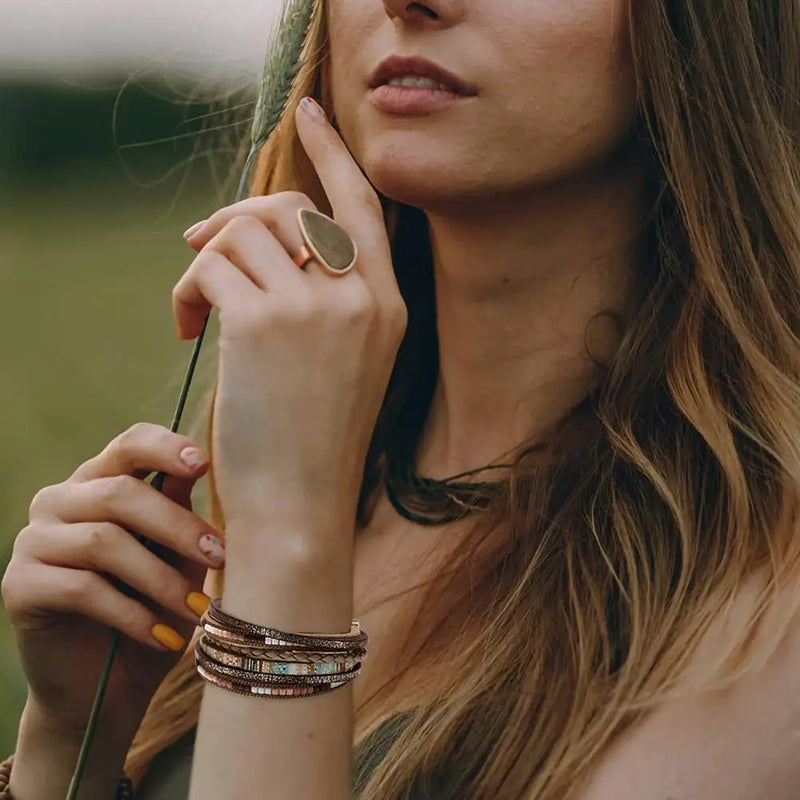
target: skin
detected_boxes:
[4,1,799,799]
[329,0,643,477]
[0,0,647,797]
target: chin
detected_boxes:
[359,145,478,211]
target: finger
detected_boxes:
[206,214,310,291]
[183,192,317,257]
[69,423,210,484]
[160,473,195,511]
[17,521,210,627]
[9,562,190,652]
[172,249,261,340]
[36,476,226,570]
[183,195,334,282]
[294,97,399,296]
[143,473,213,590]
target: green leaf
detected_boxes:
[251,0,316,150]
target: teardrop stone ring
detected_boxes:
[293,208,358,276]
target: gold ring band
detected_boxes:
[293,244,316,270]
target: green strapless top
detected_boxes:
[135,710,417,799]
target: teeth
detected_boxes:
[385,76,452,91]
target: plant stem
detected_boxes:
[66,146,256,800]
[64,0,314,787]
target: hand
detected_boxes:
[173,97,408,552]
[1,423,225,735]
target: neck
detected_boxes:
[414,153,645,479]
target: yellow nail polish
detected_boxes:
[186,591,211,618]
[151,623,186,651]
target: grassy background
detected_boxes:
[0,129,233,752]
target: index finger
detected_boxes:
[294,98,398,296]
[70,423,209,483]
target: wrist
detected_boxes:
[12,700,134,799]
[221,532,354,634]
[222,486,357,539]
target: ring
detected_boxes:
[293,208,358,276]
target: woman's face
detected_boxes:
[327,0,637,210]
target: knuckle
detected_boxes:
[118,602,151,640]
[356,185,383,216]
[339,288,376,325]
[66,570,99,605]
[168,575,194,612]
[11,524,37,556]
[219,214,260,243]
[282,296,318,325]
[28,484,57,519]
[96,474,134,507]
[171,277,187,302]
[180,251,212,284]
[0,566,27,620]
[0,558,20,603]
[228,214,258,231]
[85,523,118,556]
[387,301,409,336]
[275,190,313,211]
[121,420,152,442]
[111,421,153,453]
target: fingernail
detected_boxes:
[186,591,212,618]
[300,96,327,122]
[151,623,186,651]
[183,220,206,240]
[198,532,226,564]
[180,447,208,469]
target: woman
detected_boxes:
[2,0,800,797]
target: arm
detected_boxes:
[188,512,355,800]
[176,92,404,800]
[9,698,141,800]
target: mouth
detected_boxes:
[368,54,477,115]
[368,54,478,97]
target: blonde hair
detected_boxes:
[125,1,800,797]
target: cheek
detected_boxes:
[493,0,636,176]
[326,0,374,102]
[325,0,379,152]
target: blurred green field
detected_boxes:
[0,157,225,753]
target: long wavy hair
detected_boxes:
[124,1,800,797]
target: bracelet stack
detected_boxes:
[194,597,368,699]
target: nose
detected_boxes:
[381,0,464,26]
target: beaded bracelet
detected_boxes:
[196,636,367,663]
[198,636,361,675]
[195,661,331,698]
[195,641,362,686]
[0,752,134,799]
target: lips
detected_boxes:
[368,55,477,96]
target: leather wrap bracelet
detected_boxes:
[195,596,368,699]
[203,596,367,650]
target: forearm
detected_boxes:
[189,518,355,800]
[9,699,140,800]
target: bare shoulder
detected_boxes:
[578,567,800,800]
